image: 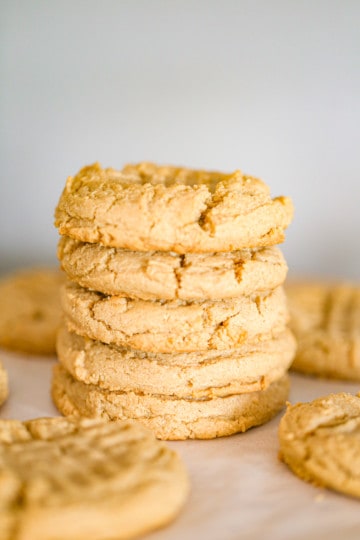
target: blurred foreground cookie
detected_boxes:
[0,361,8,406]
[279,393,360,499]
[0,268,64,355]
[55,162,293,253]
[52,365,289,440]
[58,237,288,300]
[62,281,289,353]
[0,416,189,540]
[286,281,360,380]
[57,326,296,398]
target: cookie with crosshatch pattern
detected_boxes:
[287,281,360,380]
[0,416,189,539]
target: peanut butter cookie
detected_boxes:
[287,281,360,380]
[52,365,289,440]
[0,268,64,355]
[0,360,8,407]
[0,416,189,539]
[58,236,288,300]
[279,393,360,498]
[61,281,289,353]
[57,326,295,398]
[55,162,293,253]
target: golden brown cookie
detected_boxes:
[58,236,288,300]
[52,365,289,440]
[0,361,8,406]
[0,416,189,540]
[279,393,360,498]
[57,326,296,398]
[61,281,289,353]
[54,162,294,253]
[286,281,360,380]
[0,268,65,355]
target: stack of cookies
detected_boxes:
[52,162,295,440]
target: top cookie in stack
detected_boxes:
[53,162,295,440]
[55,162,292,253]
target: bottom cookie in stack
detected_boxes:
[52,327,294,440]
[52,366,289,440]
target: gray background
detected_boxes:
[1,0,359,279]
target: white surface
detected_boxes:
[1,350,360,540]
[1,1,360,278]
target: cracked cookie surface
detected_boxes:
[61,281,289,353]
[57,326,295,398]
[0,268,65,355]
[52,365,289,440]
[54,162,293,253]
[0,416,189,540]
[279,393,360,498]
[286,281,360,380]
[58,237,288,300]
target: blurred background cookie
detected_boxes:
[0,361,8,407]
[0,268,65,355]
[286,281,360,381]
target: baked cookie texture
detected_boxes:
[58,236,288,300]
[54,162,293,253]
[61,281,289,353]
[52,365,290,440]
[286,281,360,380]
[0,361,8,406]
[0,268,64,355]
[0,416,189,540]
[53,161,294,439]
[279,393,360,498]
[57,326,296,398]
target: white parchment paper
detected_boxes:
[1,351,359,540]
